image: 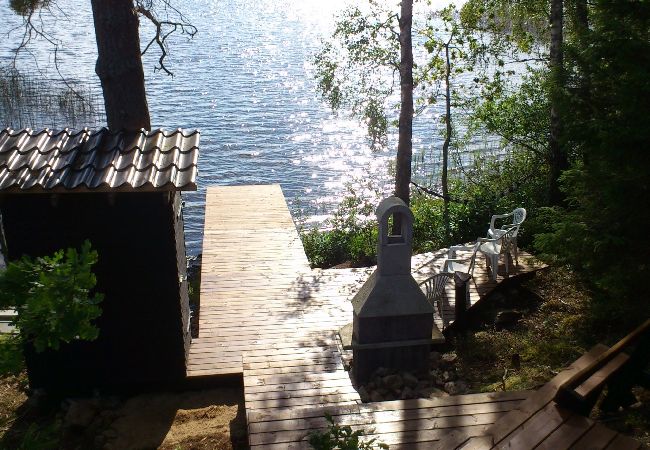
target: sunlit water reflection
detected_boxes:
[0,0,490,255]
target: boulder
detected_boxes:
[442,370,457,382]
[370,390,384,402]
[400,387,415,400]
[382,374,404,391]
[358,386,371,403]
[444,380,468,395]
[441,353,458,366]
[429,388,449,398]
[64,399,99,429]
[429,351,441,368]
[402,372,419,389]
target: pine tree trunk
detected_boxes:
[574,0,590,165]
[91,0,151,131]
[575,0,589,31]
[549,0,566,205]
[395,0,414,206]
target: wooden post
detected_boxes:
[454,272,471,327]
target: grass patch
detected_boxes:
[0,371,62,450]
[453,266,598,393]
[451,265,649,444]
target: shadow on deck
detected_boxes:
[186,185,553,448]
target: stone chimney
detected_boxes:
[350,196,441,382]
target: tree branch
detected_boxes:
[411,180,463,203]
[135,0,197,77]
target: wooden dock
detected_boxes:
[187,185,574,448]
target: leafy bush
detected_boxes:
[308,414,388,450]
[0,241,103,375]
[0,334,24,375]
[302,151,548,269]
[300,184,379,268]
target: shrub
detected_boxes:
[308,414,388,450]
[300,183,380,268]
[0,241,103,375]
[301,149,550,269]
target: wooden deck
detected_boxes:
[433,345,643,450]
[188,185,576,448]
[187,184,544,378]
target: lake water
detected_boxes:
[0,0,479,255]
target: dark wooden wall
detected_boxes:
[0,191,190,394]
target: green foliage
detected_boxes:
[313,3,398,145]
[471,70,550,159]
[453,267,592,392]
[0,334,24,376]
[9,0,50,16]
[301,184,379,268]
[14,421,60,450]
[413,152,547,253]
[302,151,547,268]
[0,241,104,354]
[308,414,388,450]
[534,0,650,318]
[460,0,549,55]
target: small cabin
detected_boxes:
[0,127,199,394]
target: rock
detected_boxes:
[382,374,404,391]
[430,369,445,386]
[358,386,371,403]
[370,390,384,402]
[415,386,432,397]
[400,386,415,400]
[441,353,458,366]
[444,380,468,395]
[495,310,523,330]
[186,254,202,280]
[101,396,121,410]
[430,387,449,398]
[442,370,456,382]
[102,428,117,439]
[94,436,106,448]
[366,382,376,391]
[64,399,99,428]
[375,367,390,377]
[402,372,419,389]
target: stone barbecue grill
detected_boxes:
[349,196,444,382]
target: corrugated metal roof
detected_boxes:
[0,128,199,193]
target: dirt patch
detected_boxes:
[0,376,248,450]
[106,388,247,450]
[0,374,28,437]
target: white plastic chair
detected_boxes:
[419,273,453,320]
[442,241,481,276]
[487,208,526,265]
[479,226,519,281]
